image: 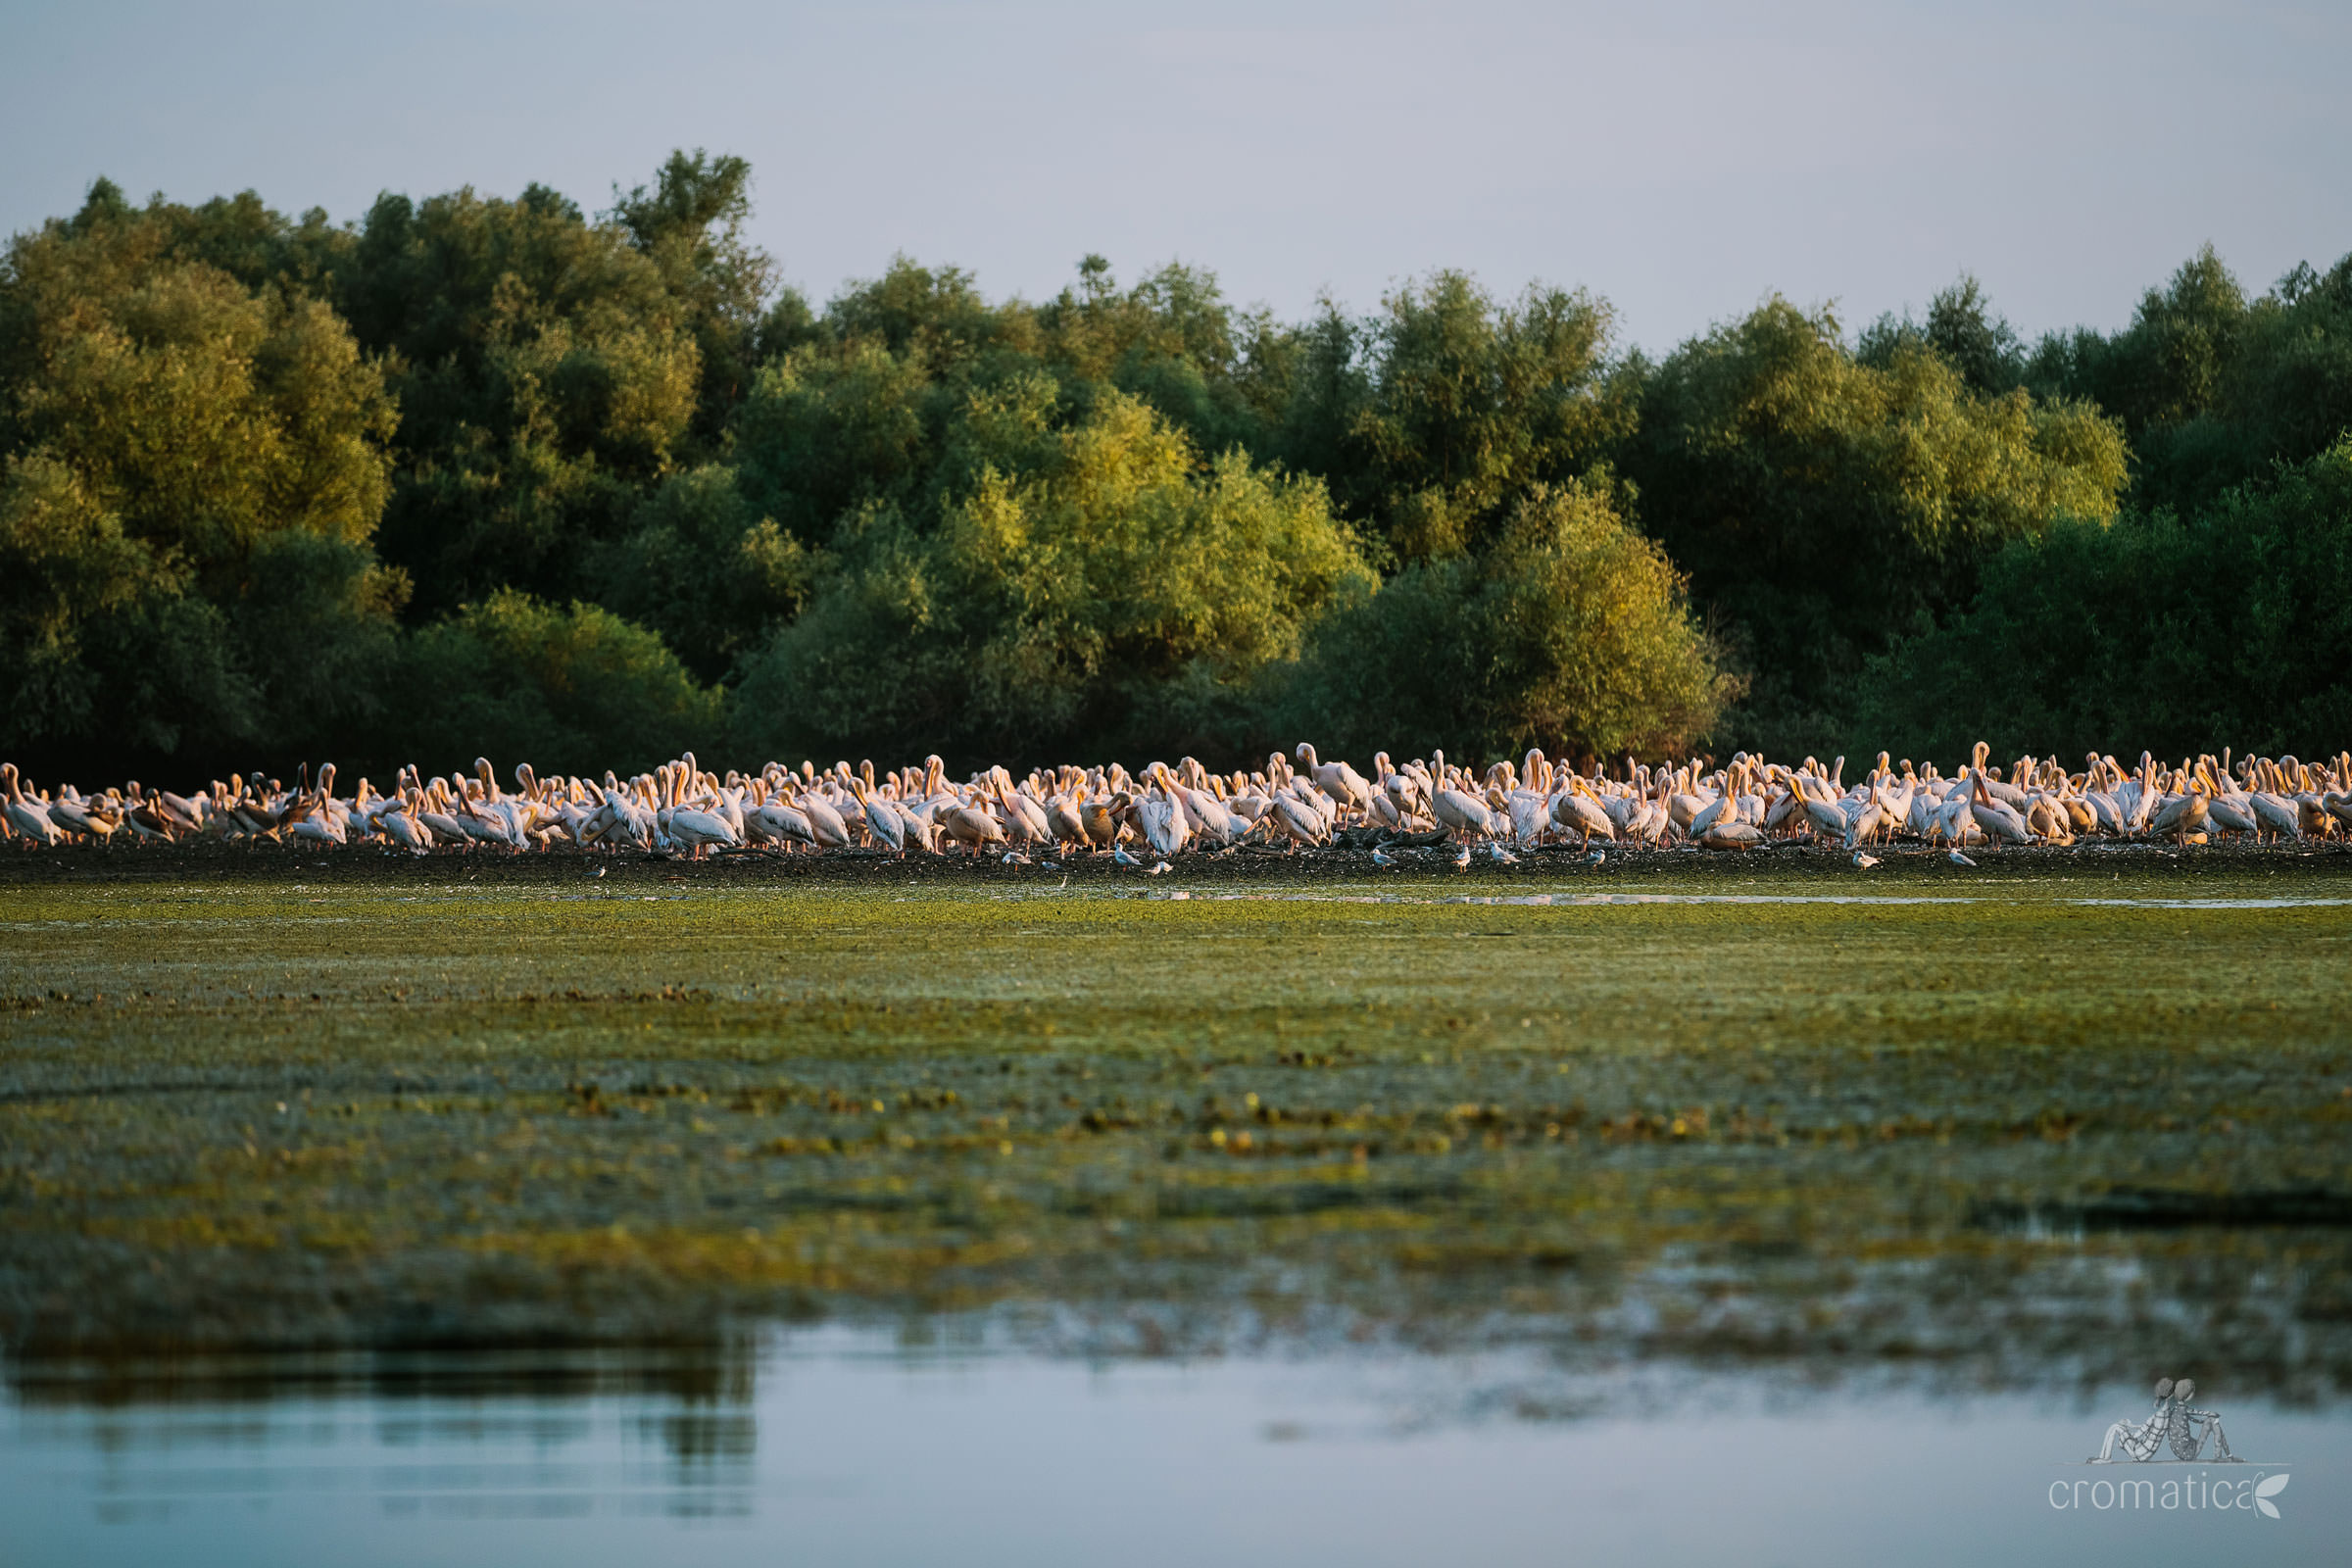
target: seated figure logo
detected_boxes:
[2055,1377,2290,1518]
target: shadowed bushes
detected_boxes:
[393,591,722,778]
[1848,439,2352,762]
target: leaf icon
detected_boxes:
[2255,1471,2290,1519]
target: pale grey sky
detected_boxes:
[4,0,2346,353]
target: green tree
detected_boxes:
[1278,271,1632,563]
[0,184,402,762]
[336,177,704,615]
[731,335,941,546]
[609,149,776,440]
[732,388,1370,764]
[1033,258,1279,458]
[394,590,722,777]
[2024,244,2266,511]
[1268,482,1734,765]
[1623,297,2127,754]
[1849,438,2352,762]
[586,465,810,682]
[1858,273,2025,394]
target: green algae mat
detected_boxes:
[5,854,2351,1392]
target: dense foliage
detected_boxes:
[1624,297,2130,755]
[733,385,1371,764]
[1849,437,2352,761]
[1266,482,1734,763]
[394,590,723,778]
[3,155,2347,778]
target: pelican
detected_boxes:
[1136,781,1191,858]
[1969,770,2033,847]
[1428,753,1494,844]
[3,766,65,847]
[1295,743,1374,822]
[1549,779,1614,848]
[661,761,739,858]
[850,777,906,855]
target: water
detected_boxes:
[4,1329,2339,1567]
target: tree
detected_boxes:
[1033,258,1278,459]
[2028,247,2352,514]
[2024,244,2257,512]
[335,176,704,616]
[731,335,941,547]
[1277,271,1633,563]
[1267,482,1734,765]
[0,184,402,764]
[586,465,810,683]
[731,388,1370,765]
[1622,297,2127,755]
[393,591,722,778]
[1858,273,2024,394]
[609,149,776,439]
[1848,438,2352,762]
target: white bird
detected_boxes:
[1486,842,1518,864]
[1370,846,1397,867]
[4,766,67,848]
[1432,785,1493,844]
[1146,860,1172,876]
[660,762,740,858]
[1295,743,1375,822]
[1451,843,1472,869]
[1136,785,1191,858]
[852,778,907,855]
[1852,852,1881,869]
[799,784,855,852]
[1549,781,1616,848]
[1947,849,1976,866]
[1112,845,1144,867]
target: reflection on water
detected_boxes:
[4,1327,2342,1567]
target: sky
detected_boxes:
[3,0,2347,354]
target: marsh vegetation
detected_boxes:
[4,858,2349,1397]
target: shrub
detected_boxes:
[1268,482,1736,766]
[393,590,722,777]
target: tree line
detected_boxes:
[4,151,2348,779]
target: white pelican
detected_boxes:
[3,766,65,847]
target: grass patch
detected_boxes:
[4,858,2351,1387]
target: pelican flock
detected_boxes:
[2,743,2348,860]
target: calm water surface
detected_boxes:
[3,1328,2338,1567]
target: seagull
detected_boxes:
[1451,843,1472,870]
[1001,851,1031,865]
[592,864,606,878]
[1947,849,1976,867]
[1112,845,1143,867]
[1584,851,1606,866]
[1370,847,1397,867]
[1851,852,1880,869]
[1486,842,1519,864]
[1040,861,1059,871]
[1146,860,1172,876]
